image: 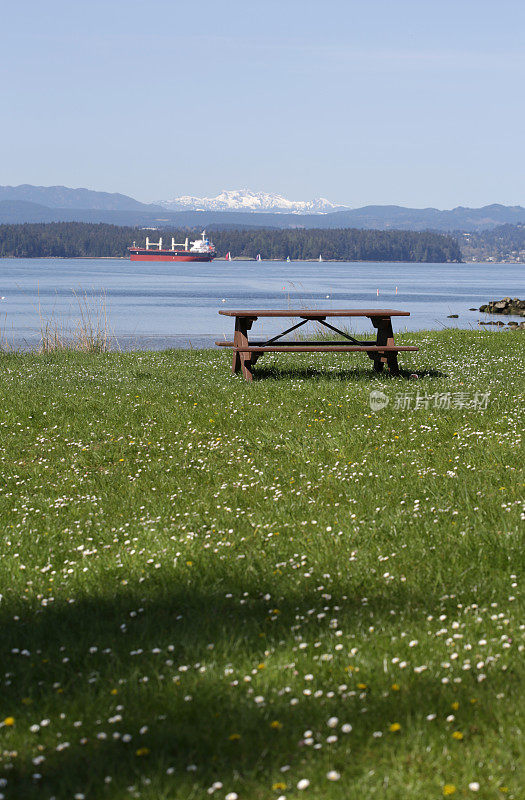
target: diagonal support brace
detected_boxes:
[316,318,362,345]
[263,317,309,345]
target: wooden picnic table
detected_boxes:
[216,309,418,381]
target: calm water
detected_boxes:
[0,258,523,349]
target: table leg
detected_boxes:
[232,317,255,381]
[241,355,253,381]
[232,318,246,374]
[372,316,399,375]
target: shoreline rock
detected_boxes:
[479,297,525,316]
[479,319,525,329]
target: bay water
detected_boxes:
[0,258,522,349]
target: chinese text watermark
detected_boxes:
[370,390,490,412]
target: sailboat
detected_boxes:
[286,255,291,263]
[226,251,232,261]
[319,254,323,262]
[256,253,262,261]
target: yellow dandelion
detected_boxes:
[270,721,282,729]
[357,682,367,690]
[229,733,241,741]
[272,782,286,791]
[389,722,401,732]
[443,785,456,796]
[110,689,118,695]
[452,731,463,740]
[258,663,266,670]
[451,701,459,710]
[135,747,150,756]
[3,717,14,727]
[391,683,400,691]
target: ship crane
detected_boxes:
[171,237,190,251]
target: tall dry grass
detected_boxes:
[0,312,16,352]
[38,289,116,353]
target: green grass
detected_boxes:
[0,329,523,800]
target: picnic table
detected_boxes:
[216,309,418,381]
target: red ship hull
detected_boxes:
[129,250,215,262]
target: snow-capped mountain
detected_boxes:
[157,189,346,214]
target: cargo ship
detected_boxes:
[128,230,216,262]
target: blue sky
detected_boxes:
[1,0,524,207]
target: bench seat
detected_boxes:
[215,341,418,353]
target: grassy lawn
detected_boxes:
[0,329,523,800]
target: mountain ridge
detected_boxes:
[0,185,524,232]
[0,184,163,212]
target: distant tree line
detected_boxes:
[211,227,462,262]
[0,222,462,262]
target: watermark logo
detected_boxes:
[370,390,490,411]
[369,390,389,411]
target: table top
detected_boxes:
[219,309,410,318]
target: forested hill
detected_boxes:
[460,224,525,263]
[0,222,462,262]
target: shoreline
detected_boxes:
[3,324,523,354]
[1,255,524,264]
